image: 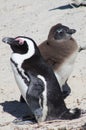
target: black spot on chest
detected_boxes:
[11,58,30,86]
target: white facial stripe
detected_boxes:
[11,38,35,66]
[37,75,48,121]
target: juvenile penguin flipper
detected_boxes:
[62,82,71,99]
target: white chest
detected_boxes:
[55,51,78,87]
[11,62,29,102]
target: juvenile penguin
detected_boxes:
[2,36,81,123]
[39,23,78,98]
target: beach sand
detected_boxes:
[0,0,86,129]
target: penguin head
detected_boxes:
[48,23,76,42]
[2,36,40,56]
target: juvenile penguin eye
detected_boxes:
[56,29,63,33]
[56,29,63,34]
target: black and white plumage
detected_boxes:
[39,23,79,98]
[70,0,86,7]
[2,36,81,123]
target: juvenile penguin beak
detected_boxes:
[2,37,15,45]
[67,29,76,34]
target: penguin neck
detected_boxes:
[46,37,78,70]
[47,37,78,55]
[11,42,41,66]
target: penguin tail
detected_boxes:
[60,108,81,120]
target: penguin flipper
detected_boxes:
[13,78,44,125]
[26,78,45,122]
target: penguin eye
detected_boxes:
[56,29,64,35]
[56,29,63,34]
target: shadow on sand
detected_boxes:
[0,100,32,118]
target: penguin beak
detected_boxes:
[67,29,76,34]
[2,37,16,45]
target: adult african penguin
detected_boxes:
[2,36,81,124]
[39,23,79,99]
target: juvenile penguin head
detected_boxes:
[2,36,40,56]
[48,23,76,42]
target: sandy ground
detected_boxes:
[0,0,86,129]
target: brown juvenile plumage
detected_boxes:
[39,23,79,98]
[39,38,78,70]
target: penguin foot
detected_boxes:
[34,108,43,122]
[13,108,43,125]
[13,115,37,125]
[60,108,81,120]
